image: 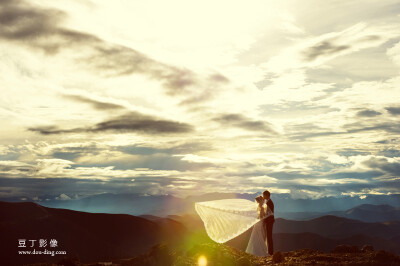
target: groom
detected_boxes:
[262,190,274,255]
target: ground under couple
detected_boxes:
[195,190,275,257]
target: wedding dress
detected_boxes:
[195,199,269,256]
[245,214,269,256]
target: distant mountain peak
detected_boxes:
[348,204,396,212]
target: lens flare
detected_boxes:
[198,255,207,266]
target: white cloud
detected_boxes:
[387,41,400,67]
[260,22,399,75]
[176,154,231,164]
[248,175,278,184]
[290,189,333,199]
[327,154,349,164]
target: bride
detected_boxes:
[195,196,269,257]
[245,196,269,256]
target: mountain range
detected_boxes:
[2,200,400,265]
[278,204,400,222]
[2,192,400,220]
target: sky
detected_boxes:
[1,0,400,200]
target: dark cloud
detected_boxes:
[119,146,172,156]
[85,44,199,96]
[0,0,228,99]
[92,112,193,134]
[325,170,384,179]
[374,138,398,144]
[213,113,276,133]
[64,94,125,110]
[87,45,229,99]
[363,157,400,176]
[289,120,400,141]
[345,122,400,134]
[303,40,350,61]
[208,73,230,83]
[386,106,400,115]
[29,111,194,135]
[52,151,82,161]
[356,109,382,117]
[0,0,98,54]
[0,162,33,175]
[285,122,341,141]
[337,149,371,157]
[28,126,81,135]
[378,148,400,158]
[167,141,214,154]
[119,141,213,156]
[74,153,215,172]
[49,143,100,161]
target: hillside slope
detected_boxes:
[0,201,186,265]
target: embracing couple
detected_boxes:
[245,190,275,256]
[195,189,275,257]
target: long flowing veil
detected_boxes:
[195,199,259,243]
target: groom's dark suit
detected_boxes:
[263,198,274,255]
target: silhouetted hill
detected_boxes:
[222,215,400,255]
[222,215,400,244]
[3,201,400,265]
[0,201,186,265]
[274,215,400,239]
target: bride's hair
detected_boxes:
[255,196,263,204]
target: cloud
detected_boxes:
[301,23,395,64]
[287,119,400,141]
[386,106,400,115]
[87,44,201,96]
[92,112,194,134]
[262,22,398,76]
[118,140,214,156]
[2,0,400,200]
[64,94,126,110]
[29,111,194,135]
[0,160,33,176]
[248,175,278,184]
[0,0,98,53]
[362,156,400,176]
[345,122,400,134]
[387,40,400,66]
[28,126,81,135]
[0,0,228,99]
[213,113,276,133]
[356,109,382,117]
[303,41,350,62]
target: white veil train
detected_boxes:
[195,199,259,243]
